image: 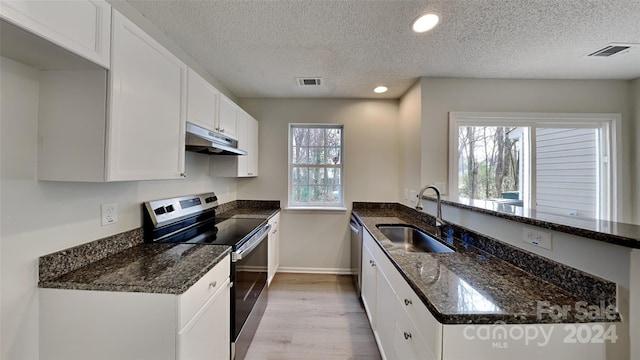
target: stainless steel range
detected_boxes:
[143,192,270,360]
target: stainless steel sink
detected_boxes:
[376,224,454,253]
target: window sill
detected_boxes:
[285,206,347,212]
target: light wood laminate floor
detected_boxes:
[244,273,382,360]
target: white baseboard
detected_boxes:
[277,267,353,275]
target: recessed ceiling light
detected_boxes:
[412,13,440,33]
[373,86,388,94]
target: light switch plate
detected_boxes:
[522,228,552,250]
[101,203,118,226]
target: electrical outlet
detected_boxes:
[101,203,118,226]
[522,228,552,250]
[404,188,409,201]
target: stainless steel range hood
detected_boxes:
[185,122,247,155]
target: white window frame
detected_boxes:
[287,123,346,211]
[448,112,620,221]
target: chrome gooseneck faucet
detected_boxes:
[416,185,446,236]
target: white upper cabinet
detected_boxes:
[0,0,111,68]
[210,109,259,178]
[37,9,187,182]
[246,114,259,176]
[217,93,238,139]
[107,10,187,181]
[187,67,219,131]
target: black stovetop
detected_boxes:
[157,216,267,247]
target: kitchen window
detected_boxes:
[449,112,619,221]
[288,124,344,209]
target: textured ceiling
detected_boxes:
[126,0,640,99]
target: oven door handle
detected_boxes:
[234,224,271,262]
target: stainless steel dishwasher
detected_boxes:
[350,213,363,298]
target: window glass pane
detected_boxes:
[292,185,308,203]
[326,168,340,185]
[326,128,341,147]
[292,147,308,164]
[457,126,521,203]
[309,147,325,164]
[292,128,309,147]
[292,167,309,185]
[327,185,341,202]
[289,125,343,206]
[326,147,341,165]
[308,167,324,185]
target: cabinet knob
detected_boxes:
[404,298,412,306]
[209,281,217,288]
[370,260,376,267]
[220,128,225,133]
[180,173,186,178]
[404,332,412,340]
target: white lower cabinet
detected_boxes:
[361,234,377,327]
[363,230,438,360]
[267,212,281,286]
[40,255,231,360]
[361,229,609,360]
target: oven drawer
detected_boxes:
[179,254,231,329]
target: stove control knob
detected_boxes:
[205,196,218,204]
[154,207,166,215]
[165,205,175,213]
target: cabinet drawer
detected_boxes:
[391,266,441,356]
[179,255,230,329]
[394,304,436,360]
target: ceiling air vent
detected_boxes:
[588,44,633,57]
[296,77,323,86]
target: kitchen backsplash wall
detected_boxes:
[0,57,238,360]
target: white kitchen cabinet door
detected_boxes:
[217,93,238,139]
[362,232,377,328]
[236,110,249,175]
[187,67,219,131]
[179,279,230,360]
[108,10,187,181]
[246,115,259,177]
[267,212,281,286]
[0,0,111,68]
[209,109,259,178]
[236,111,259,177]
[375,264,397,360]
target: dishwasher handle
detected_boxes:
[349,215,361,233]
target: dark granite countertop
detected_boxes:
[423,195,640,249]
[39,202,281,295]
[39,243,232,294]
[353,208,620,325]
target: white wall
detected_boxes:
[419,78,634,223]
[0,57,237,360]
[398,81,422,208]
[237,98,400,272]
